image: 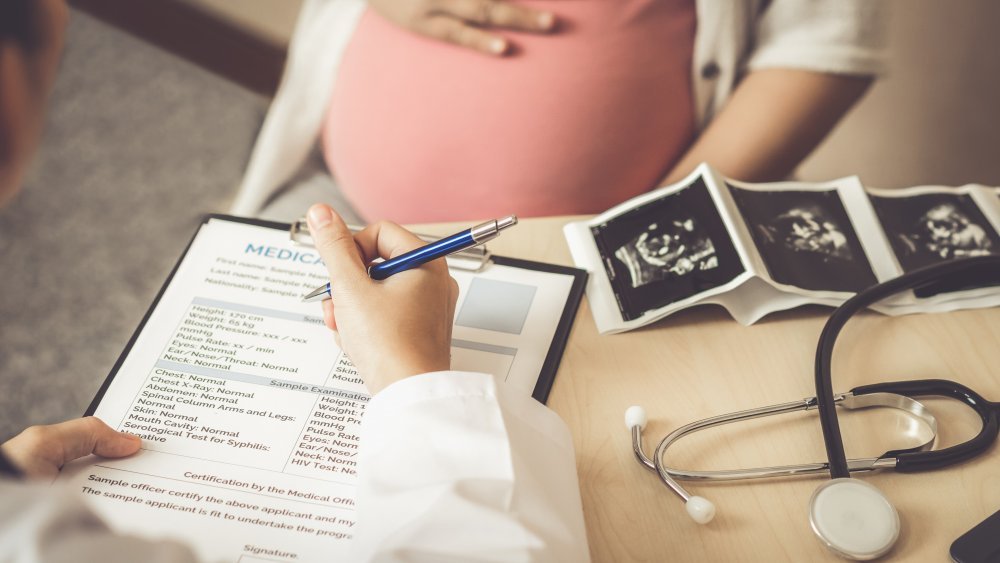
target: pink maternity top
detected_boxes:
[324,0,696,223]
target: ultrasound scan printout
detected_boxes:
[590,177,744,321]
[869,192,999,269]
[728,186,878,293]
[869,191,1000,296]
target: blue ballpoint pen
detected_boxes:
[301,215,518,302]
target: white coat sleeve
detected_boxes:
[0,482,198,563]
[348,371,590,562]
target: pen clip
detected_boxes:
[289,218,492,272]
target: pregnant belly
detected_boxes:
[325,0,696,223]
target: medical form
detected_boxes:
[59,216,585,562]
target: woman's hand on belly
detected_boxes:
[368,0,556,56]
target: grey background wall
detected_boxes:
[796,0,1000,187]
[0,13,266,441]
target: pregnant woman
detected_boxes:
[232,0,888,224]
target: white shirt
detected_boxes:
[0,371,589,562]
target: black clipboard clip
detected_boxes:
[288,218,493,272]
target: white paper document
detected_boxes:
[59,217,583,562]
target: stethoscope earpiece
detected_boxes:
[685,496,715,524]
[625,405,648,431]
[808,479,899,560]
[627,405,716,525]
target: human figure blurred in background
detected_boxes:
[233,0,890,224]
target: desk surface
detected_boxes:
[420,215,1000,562]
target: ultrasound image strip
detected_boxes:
[727,186,877,293]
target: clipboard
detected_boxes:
[64,213,589,561]
[88,214,588,415]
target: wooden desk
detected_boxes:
[419,215,1000,562]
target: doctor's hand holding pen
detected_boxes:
[306,203,460,394]
[0,206,462,479]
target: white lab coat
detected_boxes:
[0,371,589,562]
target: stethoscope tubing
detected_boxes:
[815,256,1000,479]
[628,255,1000,552]
[632,390,936,487]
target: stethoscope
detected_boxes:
[628,255,1000,560]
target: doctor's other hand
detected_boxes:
[0,417,141,478]
[307,204,459,394]
[367,0,556,56]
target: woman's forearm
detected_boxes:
[663,68,873,185]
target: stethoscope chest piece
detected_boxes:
[808,479,900,560]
